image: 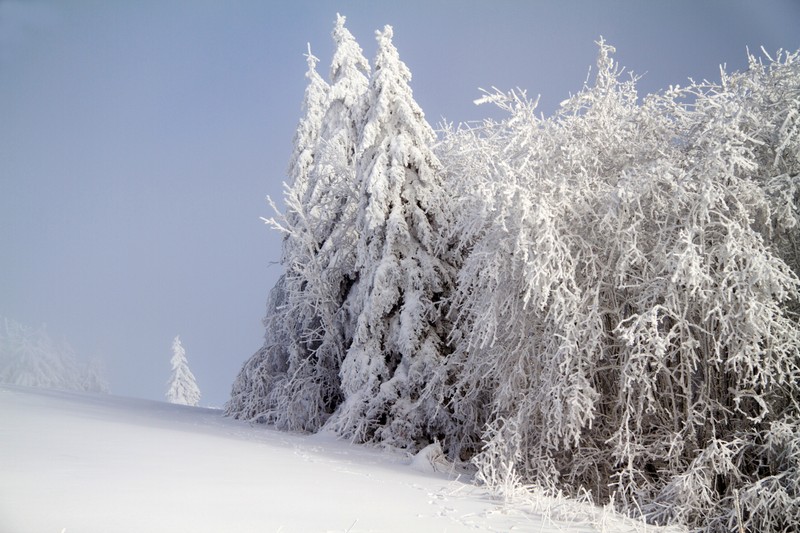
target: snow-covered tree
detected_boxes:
[267,25,366,430]
[328,26,456,449]
[82,356,110,394]
[227,46,330,428]
[227,15,370,431]
[298,12,371,363]
[440,42,800,532]
[227,22,800,532]
[166,335,200,406]
[678,49,800,307]
[300,12,370,273]
[0,316,103,392]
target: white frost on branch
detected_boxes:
[227,24,800,533]
[0,316,110,393]
[166,335,200,407]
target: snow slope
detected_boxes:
[0,385,678,532]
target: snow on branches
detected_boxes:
[228,19,800,532]
[440,44,800,533]
[328,25,456,448]
[166,335,200,407]
[228,14,370,431]
[0,316,110,393]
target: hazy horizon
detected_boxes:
[2,0,799,406]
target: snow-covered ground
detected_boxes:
[0,385,679,532]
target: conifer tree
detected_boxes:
[228,15,370,430]
[329,26,455,449]
[82,356,110,394]
[265,15,370,431]
[228,46,332,428]
[0,316,86,391]
[304,13,369,251]
[304,12,371,340]
[166,335,200,406]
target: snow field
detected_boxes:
[0,385,678,532]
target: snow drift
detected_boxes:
[0,384,674,532]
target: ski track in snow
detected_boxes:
[0,385,670,532]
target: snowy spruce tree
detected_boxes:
[269,16,372,431]
[295,12,371,377]
[227,46,331,428]
[328,26,455,449]
[227,15,370,431]
[166,335,200,407]
[82,356,110,394]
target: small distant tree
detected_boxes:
[82,356,110,394]
[166,335,200,406]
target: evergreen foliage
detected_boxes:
[227,14,370,431]
[328,25,456,447]
[0,316,110,393]
[166,335,200,406]
[228,19,800,532]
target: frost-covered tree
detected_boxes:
[328,26,456,449]
[677,49,800,307]
[82,356,110,394]
[299,13,370,284]
[166,335,200,406]
[227,46,331,428]
[0,316,101,392]
[227,23,799,532]
[440,42,800,533]
[286,45,333,218]
[298,12,371,364]
[227,16,370,431]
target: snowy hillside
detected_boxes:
[0,385,678,533]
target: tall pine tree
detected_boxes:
[270,14,372,431]
[330,26,455,449]
[227,16,370,430]
[227,46,330,426]
[274,16,371,431]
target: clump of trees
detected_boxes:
[227,16,800,532]
[0,316,110,393]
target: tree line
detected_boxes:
[227,15,800,532]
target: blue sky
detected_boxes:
[2,0,799,406]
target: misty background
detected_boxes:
[2,0,799,406]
